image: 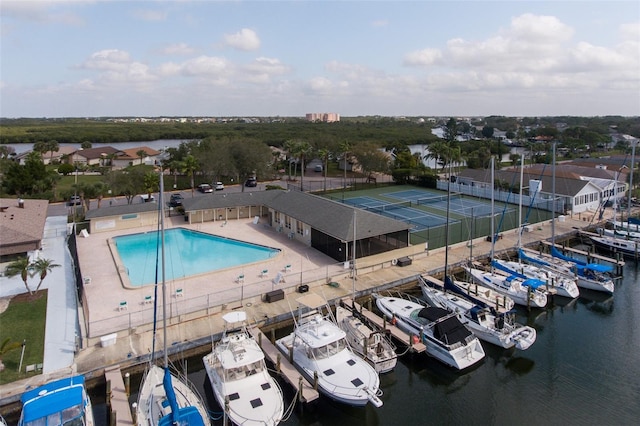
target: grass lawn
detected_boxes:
[0,290,47,385]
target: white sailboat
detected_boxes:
[136,162,210,426]
[419,276,537,350]
[443,276,515,312]
[520,143,615,293]
[373,291,485,370]
[465,158,548,308]
[202,311,284,426]
[275,293,383,408]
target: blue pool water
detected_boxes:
[113,228,280,286]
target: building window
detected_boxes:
[122,214,138,220]
[296,221,304,235]
[285,216,291,229]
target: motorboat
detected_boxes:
[373,292,485,370]
[19,375,94,426]
[492,258,580,299]
[464,264,548,308]
[275,293,383,408]
[419,276,536,350]
[590,234,640,259]
[335,304,397,374]
[136,163,210,426]
[203,311,284,426]
[443,274,515,312]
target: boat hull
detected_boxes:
[275,313,382,408]
[374,295,485,370]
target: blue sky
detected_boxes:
[1,1,639,118]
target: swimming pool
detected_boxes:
[113,228,280,286]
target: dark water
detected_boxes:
[10,253,636,426]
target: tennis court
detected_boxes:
[343,196,451,231]
[383,189,511,217]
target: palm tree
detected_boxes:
[180,155,199,196]
[143,171,159,202]
[318,148,330,192]
[283,140,296,181]
[4,257,33,294]
[32,258,60,293]
[292,140,313,191]
[136,149,148,166]
[339,140,352,196]
[0,338,23,372]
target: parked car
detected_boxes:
[140,194,155,203]
[169,194,184,207]
[67,195,81,206]
[198,183,213,193]
[245,178,257,187]
[214,182,224,191]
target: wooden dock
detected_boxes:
[341,298,426,353]
[104,365,134,425]
[248,327,319,403]
[540,240,625,267]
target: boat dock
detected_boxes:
[248,327,319,403]
[104,365,134,425]
[341,297,426,353]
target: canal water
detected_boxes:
[12,249,636,426]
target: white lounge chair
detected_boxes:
[260,269,269,278]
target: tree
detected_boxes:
[339,140,352,192]
[0,338,23,372]
[288,140,313,191]
[180,155,199,196]
[136,149,148,166]
[4,257,32,294]
[317,148,330,192]
[58,163,74,175]
[352,143,390,180]
[143,171,159,202]
[481,126,495,139]
[45,140,59,164]
[31,258,60,293]
[81,141,93,149]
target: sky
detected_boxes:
[1,1,639,118]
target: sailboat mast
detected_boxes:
[352,209,356,297]
[518,154,524,248]
[551,142,556,247]
[627,140,636,229]
[444,149,452,278]
[159,163,168,368]
[490,157,495,261]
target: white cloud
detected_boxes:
[1,0,86,25]
[223,28,261,51]
[159,43,197,56]
[403,48,442,67]
[371,19,388,28]
[81,49,132,71]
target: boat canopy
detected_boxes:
[577,263,612,273]
[418,307,472,345]
[21,376,86,424]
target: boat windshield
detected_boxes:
[225,360,263,381]
[309,338,346,359]
[24,405,85,426]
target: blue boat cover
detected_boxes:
[159,368,205,426]
[521,278,545,289]
[628,217,640,225]
[20,376,85,424]
[551,247,613,273]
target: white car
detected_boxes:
[214,182,224,191]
